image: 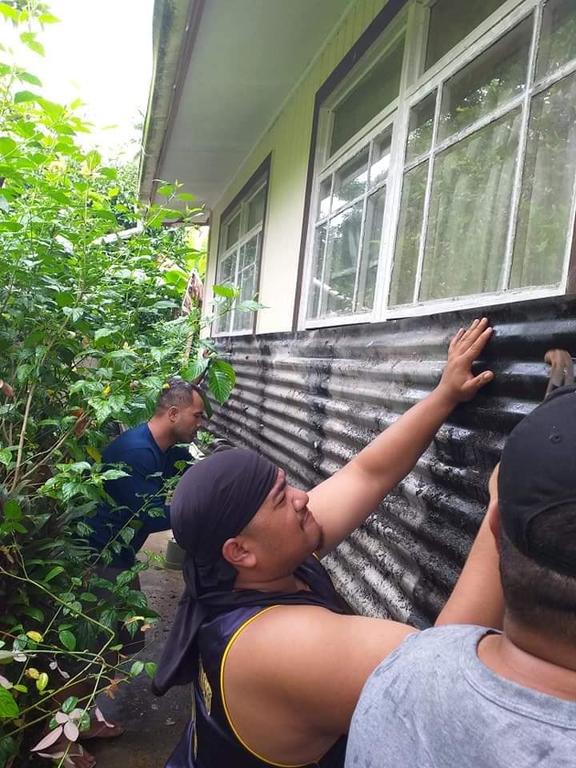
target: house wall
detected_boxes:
[205,0,389,334]
[211,296,576,621]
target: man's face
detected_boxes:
[170,392,205,443]
[244,469,323,574]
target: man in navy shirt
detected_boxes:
[89,378,205,567]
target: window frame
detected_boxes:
[299,0,576,329]
[213,158,270,337]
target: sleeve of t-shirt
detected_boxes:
[104,447,172,535]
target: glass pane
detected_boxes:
[536,0,576,81]
[234,263,256,332]
[247,186,266,230]
[318,178,332,220]
[331,35,405,155]
[217,252,236,286]
[333,149,369,210]
[320,202,363,317]
[406,92,437,163]
[420,110,521,302]
[225,213,241,249]
[307,224,327,319]
[369,131,392,188]
[356,187,386,313]
[511,73,576,289]
[389,162,428,306]
[439,18,531,142]
[427,0,508,69]
[239,234,258,272]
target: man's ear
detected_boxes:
[222,537,257,569]
[167,405,179,423]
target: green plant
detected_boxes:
[0,3,242,765]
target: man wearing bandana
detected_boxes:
[154,318,497,768]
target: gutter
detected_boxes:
[139,0,205,204]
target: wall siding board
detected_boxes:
[209,297,576,625]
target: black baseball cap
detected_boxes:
[498,385,576,575]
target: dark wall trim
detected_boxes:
[213,153,272,337]
[292,0,410,331]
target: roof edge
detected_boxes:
[139,0,201,203]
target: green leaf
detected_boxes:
[44,565,65,582]
[157,184,174,197]
[0,3,18,21]
[207,360,236,404]
[58,630,76,651]
[0,687,19,719]
[14,90,38,104]
[0,448,11,466]
[144,662,157,678]
[94,327,116,341]
[182,357,208,382]
[20,32,45,57]
[61,695,79,714]
[130,661,144,677]
[119,527,135,545]
[3,500,21,520]
[212,283,238,299]
[36,672,49,692]
[237,300,265,312]
[38,12,60,24]
[17,71,42,86]
[0,137,17,156]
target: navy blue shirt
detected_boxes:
[89,423,191,566]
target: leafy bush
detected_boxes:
[0,3,240,765]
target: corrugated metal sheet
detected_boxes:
[211,296,576,627]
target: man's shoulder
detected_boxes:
[103,423,157,462]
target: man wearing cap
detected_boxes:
[345,384,576,767]
[153,319,499,768]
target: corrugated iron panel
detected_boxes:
[211,297,576,627]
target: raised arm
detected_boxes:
[435,464,504,629]
[309,318,494,556]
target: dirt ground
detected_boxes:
[89,532,189,768]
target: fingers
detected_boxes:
[458,317,490,349]
[463,369,494,397]
[464,326,493,360]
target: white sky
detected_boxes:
[6,0,154,159]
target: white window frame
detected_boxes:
[213,178,268,336]
[300,0,576,329]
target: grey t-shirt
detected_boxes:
[346,625,576,768]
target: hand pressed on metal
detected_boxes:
[438,317,494,404]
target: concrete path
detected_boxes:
[90,533,190,768]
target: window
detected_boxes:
[214,175,268,334]
[304,0,576,325]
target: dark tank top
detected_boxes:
[166,556,350,768]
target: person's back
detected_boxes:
[347,624,576,768]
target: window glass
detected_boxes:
[225,213,241,249]
[318,178,332,219]
[536,0,576,81]
[406,92,437,163]
[356,187,386,312]
[511,73,576,288]
[369,130,392,187]
[247,186,266,231]
[320,202,363,316]
[438,19,531,142]
[420,110,521,302]
[330,36,405,155]
[308,224,327,318]
[389,162,428,306]
[426,0,508,69]
[333,149,369,210]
